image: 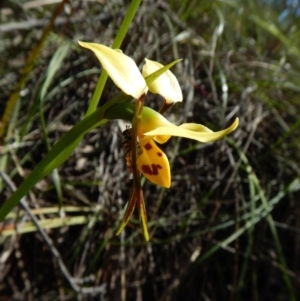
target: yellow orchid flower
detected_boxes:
[136,107,239,188]
[79,41,239,240]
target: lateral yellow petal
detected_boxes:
[137,139,170,188]
[138,107,174,144]
[78,41,147,99]
[142,58,182,104]
[144,118,239,143]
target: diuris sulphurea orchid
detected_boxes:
[79,41,239,240]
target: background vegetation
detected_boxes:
[1,0,300,300]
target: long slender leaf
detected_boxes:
[0,109,107,221]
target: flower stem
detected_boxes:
[130,94,149,240]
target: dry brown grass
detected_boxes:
[1,0,300,300]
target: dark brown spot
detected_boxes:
[156,164,162,169]
[142,165,153,175]
[151,164,158,175]
[157,152,162,157]
[144,143,152,150]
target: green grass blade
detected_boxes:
[0,110,108,221]
[40,42,70,102]
[0,0,68,138]
[39,43,70,207]
[232,139,297,300]
[250,15,300,57]
[39,42,70,208]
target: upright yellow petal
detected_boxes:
[142,58,183,104]
[79,41,147,99]
[137,138,170,188]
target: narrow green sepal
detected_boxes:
[115,186,137,236]
[136,190,149,241]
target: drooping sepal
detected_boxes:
[136,190,149,241]
[115,186,137,236]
